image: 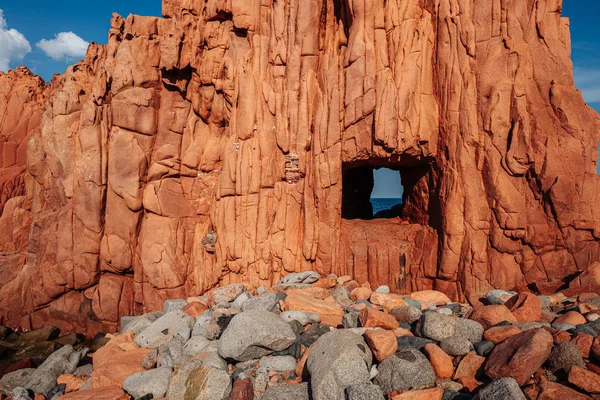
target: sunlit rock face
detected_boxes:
[0,0,599,334]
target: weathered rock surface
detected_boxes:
[0,0,598,333]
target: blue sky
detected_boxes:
[0,1,597,197]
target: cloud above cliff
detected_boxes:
[36,32,89,61]
[0,9,31,73]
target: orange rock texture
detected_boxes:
[0,0,600,334]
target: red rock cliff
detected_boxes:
[0,0,599,334]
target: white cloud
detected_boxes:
[574,67,600,104]
[36,32,89,61]
[0,9,31,72]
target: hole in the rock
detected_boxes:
[342,166,404,220]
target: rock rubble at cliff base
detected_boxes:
[2,274,600,399]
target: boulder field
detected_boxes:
[0,0,600,334]
[2,273,600,399]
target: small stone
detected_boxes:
[396,336,434,351]
[163,299,188,313]
[351,287,373,302]
[537,380,593,400]
[242,291,278,312]
[554,311,587,326]
[389,306,422,324]
[262,383,310,400]
[232,292,253,310]
[135,311,195,348]
[424,344,454,379]
[359,308,399,330]
[475,340,494,357]
[553,322,576,331]
[484,328,553,386]
[472,377,526,400]
[280,310,320,326]
[258,356,297,372]
[374,349,436,394]
[181,302,209,317]
[283,293,344,326]
[123,366,171,399]
[484,325,523,344]
[365,329,398,362]
[120,312,162,335]
[212,284,247,305]
[410,290,451,307]
[437,308,453,315]
[343,312,360,329]
[568,365,600,394]
[370,293,408,311]
[453,352,485,379]
[278,271,320,285]
[455,318,484,344]
[468,305,518,329]
[504,293,542,323]
[25,345,88,394]
[192,315,211,338]
[307,330,372,399]
[390,388,444,400]
[345,383,385,400]
[183,366,232,400]
[440,337,474,356]
[546,341,585,373]
[231,378,253,400]
[418,312,457,341]
[375,285,390,293]
[485,290,517,305]
[218,310,296,362]
[571,333,593,358]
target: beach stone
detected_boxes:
[454,352,485,380]
[568,365,600,394]
[136,311,195,348]
[504,293,542,323]
[181,302,209,317]
[396,336,434,351]
[278,272,320,285]
[184,366,231,400]
[218,310,296,362]
[555,311,587,326]
[120,312,163,335]
[232,292,253,310]
[536,380,593,400]
[375,285,390,293]
[472,377,526,400]
[571,332,593,358]
[440,337,474,356]
[485,290,517,305]
[484,325,523,344]
[390,388,444,400]
[26,345,88,394]
[424,343,454,379]
[205,308,239,340]
[192,315,211,338]
[0,369,35,395]
[370,293,408,311]
[418,312,456,341]
[360,308,399,330]
[262,383,310,400]
[343,312,360,329]
[365,329,398,362]
[468,305,518,329]
[212,284,246,305]
[484,328,553,386]
[259,356,297,372]
[123,366,171,399]
[307,330,372,400]
[553,322,576,331]
[345,383,385,400]
[351,287,373,302]
[390,306,422,324]
[410,290,451,306]
[242,292,278,312]
[181,336,212,358]
[374,349,436,394]
[280,310,320,326]
[163,299,188,313]
[455,318,484,344]
[546,341,585,373]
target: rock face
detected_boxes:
[0,0,600,333]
